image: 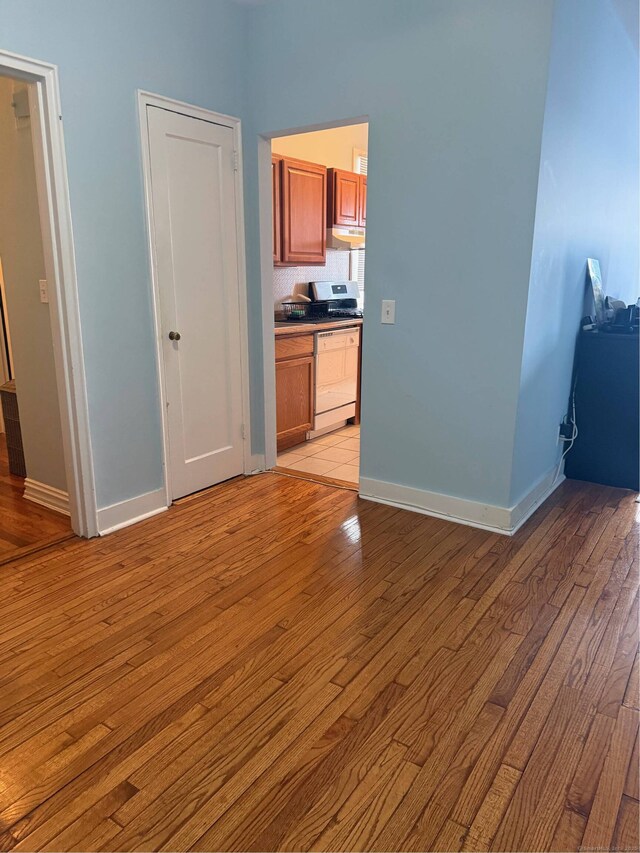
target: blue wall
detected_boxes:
[509,0,640,505]
[4,0,633,518]
[243,0,555,507]
[0,0,246,508]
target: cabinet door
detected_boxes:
[276,355,314,451]
[272,155,282,263]
[281,157,326,264]
[358,174,367,227]
[329,168,360,227]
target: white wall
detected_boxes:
[273,123,368,171]
[0,75,67,491]
[273,250,350,310]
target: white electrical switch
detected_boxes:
[39,280,49,303]
[381,299,395,324]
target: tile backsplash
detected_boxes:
[273,249,350,311]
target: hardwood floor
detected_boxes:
[0,434,72,565]
[0,473,637,852]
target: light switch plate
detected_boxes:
[39,279,49,303]
[381,299,395,324]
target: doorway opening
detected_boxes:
[268,121,368,490]
[0,50,97,549]
[0,72,73,561]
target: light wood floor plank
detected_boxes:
[0,475,636,852]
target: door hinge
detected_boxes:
[241,423,246,440]
[233,150,239,172]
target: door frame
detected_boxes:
[257,116,368,470]
[137,91,252,506]
[0,49,98,537]
[0,258,10,432]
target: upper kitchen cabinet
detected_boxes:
[327,168,360,227]
[272,155,282,264]
[358,174,367,227]
[280,156,327,265]
[328,168,367,228]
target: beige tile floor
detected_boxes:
[276,424,360,484]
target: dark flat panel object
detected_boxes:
[566,330,639,491]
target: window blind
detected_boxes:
[350,250,365,308]
[352,148,367,306]
[353,148,368,175]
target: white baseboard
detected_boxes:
[24,478,70,516]
[359,466,564,536]
[507,466,565,534]
[97,487,167,535]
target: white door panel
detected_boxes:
[147,106,244,499]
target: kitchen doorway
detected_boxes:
[266,120,368,489]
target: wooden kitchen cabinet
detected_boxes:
[280,156,327,265]
[327,168,360,227]
[272,155,282,263]
[328,168,367,228]
[276,332,315,451]
[358,174,367,227]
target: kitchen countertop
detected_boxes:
[274,318,363,336]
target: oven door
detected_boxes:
[315,328,360,415]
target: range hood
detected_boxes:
[327,225,366,251]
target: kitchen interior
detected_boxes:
[272,123,367,486]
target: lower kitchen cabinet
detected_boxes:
[275,333,315,452]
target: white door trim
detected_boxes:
[137,91,253,506]
[0,49,98,537]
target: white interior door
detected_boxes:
[147,105,245,500]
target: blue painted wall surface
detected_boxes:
[243,0,555,507]
[509,0,639,505]
[5,0,633,517]
[0,0,246,508]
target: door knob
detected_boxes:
[168,331,181,341]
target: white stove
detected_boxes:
[309,280,363,320]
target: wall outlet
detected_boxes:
[39,279,49,303]
[381,299,395,324]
